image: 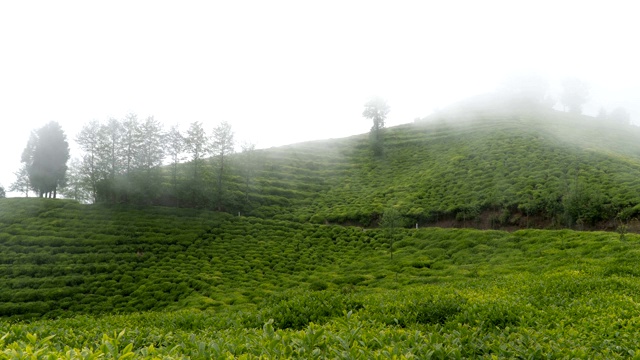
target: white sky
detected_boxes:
[1,1,639,195]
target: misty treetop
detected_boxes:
[9,165,31,197]
[210,121,235,210]
[20,121,70,198]
[499,72,556,108]
[71,115,173,204]
[560,77,590,114]
[60,116,248,211]
[363,97,390,156]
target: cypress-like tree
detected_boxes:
[21,122,70,198]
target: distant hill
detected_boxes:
[242,97,640,230]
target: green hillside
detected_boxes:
[69,98,640,230]
[240,101,640,229]
[5,101,640,357]
[3,198,640,357]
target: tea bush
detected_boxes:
[4,199,640,356]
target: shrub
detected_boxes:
[415,295,466,325]
[309,281,328,291]
[247,290,363,330]
[333,275,367,286]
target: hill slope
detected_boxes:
[241,101,640,229]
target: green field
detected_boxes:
[3,198,640,358]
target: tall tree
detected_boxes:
[211,121,235,210]
[184,121,209,206]
[363,97,390,156]
[134,116,164,202]
[166,124,185,206]
[560,77,589,114]
[76,120,103,202]
[0,185,5,199]
[98,118,123,201]
[21,122,70,198]
[185,122,208,180]
[134,116,164,171]
[9,165,31,197]
[597,107,608,120]
[609,107,631,125]
[59,158,92,203]
[121,113,140,177]
[501,72,554,107]
[239,142,257,205]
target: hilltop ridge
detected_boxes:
[242,99,640,230]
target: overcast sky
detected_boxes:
[1,1,639,195]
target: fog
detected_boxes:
[1,1,639,195]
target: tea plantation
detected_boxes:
[230,103,640,229]
[5,104,640,358]
[3,198,640,358]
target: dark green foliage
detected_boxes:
[308,280,328,291]
[563,185,608,226]
[415,295,466,325]
[247,290,363,330]
[381,207,403,258]
[333,275,367,286]
[21,122,70,198]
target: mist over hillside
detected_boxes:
[8,95,640,232]
[270,98,640,231]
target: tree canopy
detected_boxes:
[73,115,166,203]
[500,72,554,107]
[21,121,70,198]
[560,77,589,114]
[363,97,390,156]
[609,107,631,125]
[9,165,30,197]
[211,121,235,210]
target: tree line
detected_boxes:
[10,115,258,213]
